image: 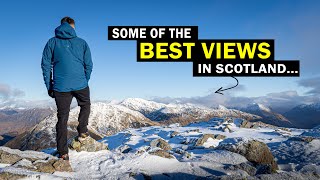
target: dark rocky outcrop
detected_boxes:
[150,138,172,151]
[217,139,278,173]
[288,136,315,143]
[69,136,109,152]
[195,134,226,146]
[0,172,27,180]
[148,149,174,159]
[170,131,179,138]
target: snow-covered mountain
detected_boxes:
[284,103,320,129]
[121,98,261,125]
[120,98,167,115]
[5,102,159,151]
[240,103,293,127]
[5,99,262,151]
[73,102,159,136]
[2,98,320,179]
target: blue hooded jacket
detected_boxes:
[41,22,93,92]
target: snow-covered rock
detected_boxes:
[0,146,72,178]
[216,138,278,173]
[150,138,172,150]
[1,116,319,179]
[195,134,226,147]
[69,136,109,152]
[149,149,174,159]
[270,138,320,166]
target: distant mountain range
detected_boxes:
[237,103,320,129]
[120,98,260,125]
[120,99,320,129]
[0,108,53,136]
[239,103,293,127]
[5,98,260,151]
[284,103,320,129]
[2,98,320,151]
[5,102,159,151]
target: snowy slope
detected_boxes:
[69,102,159,136]
[120,98,167,114]
[1,118,319,179]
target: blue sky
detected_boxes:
[0,0,319,102]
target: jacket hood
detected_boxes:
[55,22,77,39]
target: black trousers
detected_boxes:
[54,86,91,155]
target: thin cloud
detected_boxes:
[298,76,320,95]
[152,89,319,113]
[253,91,319,112]
[0,83,25,100]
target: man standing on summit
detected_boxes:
[41,17,93,160]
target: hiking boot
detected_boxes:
[59,153,69,161]
[77,132,90,142]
